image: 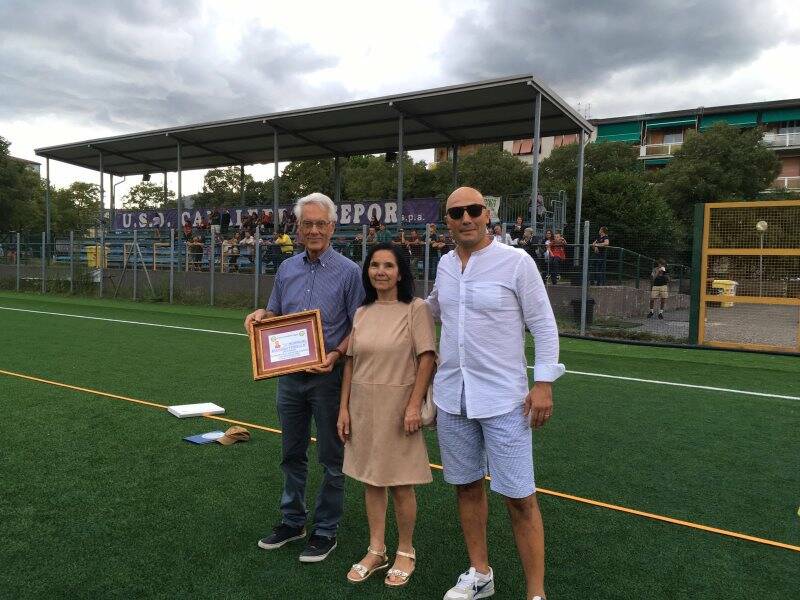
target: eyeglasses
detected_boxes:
[300,220,331,231]
[447,204,486,220]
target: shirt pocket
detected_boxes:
[466,282,503,311]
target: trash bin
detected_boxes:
[86,245,108,268]
[571,297,595,326]
[711,279,737,308]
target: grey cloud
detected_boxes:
[439,0,789,106]
[0,0,347,134]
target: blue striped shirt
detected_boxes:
[267,245,364,352]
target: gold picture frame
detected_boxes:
[250,309,326,380]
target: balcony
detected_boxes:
[773,176,800,190]
[639,142,682,158]
[762,132,800,148]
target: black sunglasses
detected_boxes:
[447,204,486,220]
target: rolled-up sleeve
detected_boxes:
[514,253,565,383]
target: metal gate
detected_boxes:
[698,200,800,353]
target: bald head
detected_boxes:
[446,186,484,209]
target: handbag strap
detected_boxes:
[407,299,418,366]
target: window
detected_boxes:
[663,130,684,144]
[778,121,800,134]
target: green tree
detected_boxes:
[0,136,44,232]
[201,166,255,206]
[51,182,101,233]
[122,181,175,210]
[280,160,334,199]
[657,123,782,222]
[456,145,532,197]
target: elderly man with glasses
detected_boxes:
[245,192,364,563]
[427,187,564,600]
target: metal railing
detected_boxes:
[640,142,683,157]
[772,176,800,190]
[762,131,800,148]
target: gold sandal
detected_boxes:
[385,548,416,587]
[346,546,389,584]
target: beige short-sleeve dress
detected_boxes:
[343,298,436,487]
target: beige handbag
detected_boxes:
[407,299,437,428]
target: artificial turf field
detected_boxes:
[0,291,797,599]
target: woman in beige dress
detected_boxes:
[337,242,436,588]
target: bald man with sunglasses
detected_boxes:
[427,187,564,600]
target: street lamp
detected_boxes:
[756,220,768,296]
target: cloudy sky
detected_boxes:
[2,0,798,200]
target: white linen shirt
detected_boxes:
[426,240,565,419]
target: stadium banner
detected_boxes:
[112,198,440,230]
[483,196,502,223]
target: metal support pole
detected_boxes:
[361,224,368,267]
[452,144,459,191]
[240,165,246,206]
[273,130,280,230]
[98,152,105,231]
[41,231,46,294]
[209,233,215,306]
[16,232,20,291]
[574,130,586,265]
[397,114,405,231]
[423,224,431,297]
[99,229,105,298]
[334,156,342,203]
[176,140,182,272]
[45,158,51,244]
[109,174,114,233]
[169,229,175,304]
[580,221,590,336]
[759,233,764,297]
[163,172,168,205]
[69,230,74,294]
[500,223,507,244]
[132,229,138,301]
[254,229,261,308]
[530,91,542,233]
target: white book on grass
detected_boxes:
[168,402,225,418]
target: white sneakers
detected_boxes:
[443,567,495,599]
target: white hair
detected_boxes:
[294,192,336,222]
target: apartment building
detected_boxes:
[592,98,800,190]
[481,98,800,191]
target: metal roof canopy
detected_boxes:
[35,75,592,177]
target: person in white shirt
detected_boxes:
[491,224,513,246]
[427,186,564,600]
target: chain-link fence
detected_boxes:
[0,220,692,345]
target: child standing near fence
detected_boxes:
[648,259,670,319]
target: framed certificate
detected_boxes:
[250,309,326,380]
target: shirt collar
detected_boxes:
[302,244,335,267]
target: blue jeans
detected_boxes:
[276,365,344,537]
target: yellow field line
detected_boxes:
[2,367,799,554]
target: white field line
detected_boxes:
[2,305,798,401]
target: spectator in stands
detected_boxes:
[591,226,610,285]
[182,216,193,241]
[274,227,294,255]
[151,214,162,239]
[517,228,541,267]
[244,192,364,564]
[284,209,298,234]
[492,224,513,246]
[260,211,273,235]
[369,215,381,229]
[220,210,231,235]
[376,223,392,244]
[188,235,204,270]
[548,231,566,285]
[542,229,554,280]
[5,243,16,265]
[429,232,447,278]
[510,216,525,245]
[222,233,241,272]
[649,259,670,319]
[210,208,221,234]
[240,230,256,265]
[200,215,211,231]
[536,192,545,218]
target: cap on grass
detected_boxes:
[216,426,251,445]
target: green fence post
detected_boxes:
[635,253,641,289]
[617,247,624,284]
[688,203,705,345]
